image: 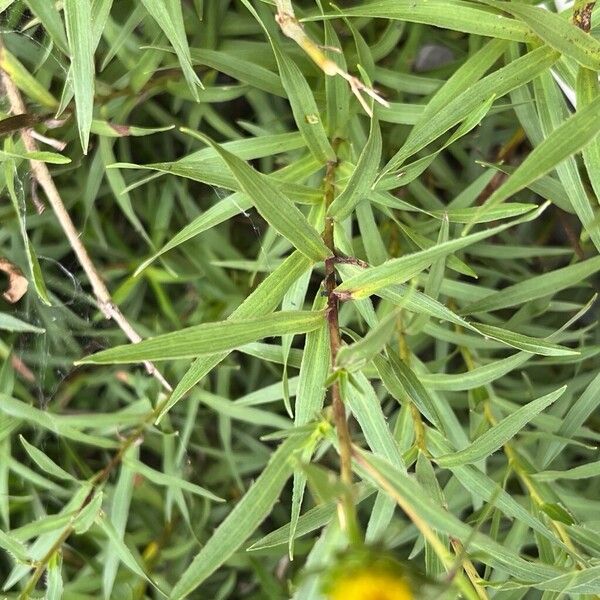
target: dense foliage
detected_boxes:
[1,0,600,598]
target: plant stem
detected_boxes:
[322,153,361,545]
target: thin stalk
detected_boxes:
[323,152,361,545]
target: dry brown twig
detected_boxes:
[0,41,172,393]
[274,0,389,117]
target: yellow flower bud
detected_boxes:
[327,568,413,600]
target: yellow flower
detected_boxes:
[327,568,413,600]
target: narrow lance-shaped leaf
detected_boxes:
[380,45,558,175]
[534,460,600,482]
[77,310,325,364]
[19,436,75,482]
[103,447,138,600]
[311,0,535,42]
[472,93,600,226]
[533,70,600,251]
[181,130,330,262]
[420,351,530,392]
[336,205,543,299]
[123,457,223,502]
[472,324,579,357]
[289,295,329,557]
[140,0,202,99]
[436,386,566,467]
[170,432,310,599]
[4,159,51,305]
[577,66,600,206]
[410,215,448,333]
[64,0,95,152]
[541,372,600,466]
[328,118,382,220]
[0,47,59,109]
[0,313,44,333]
[244,0,335,163]
[157,251,313,420]
[96,515,155,588]
[336,309,400,371]
[25,0,68,53]
[463,255,600,314]
[45,552,63,600]
[476,0,600,70]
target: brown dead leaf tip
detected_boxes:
[0,257,28,303]
[574,3,596,32]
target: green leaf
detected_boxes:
[103,447,137,600]
[25,0,68,53]
[99,138,152,245]
[541,372,600,466]
[289,296,329,557]
[328,118,382,220]
[532,70,600,251]
[463,256,600,313]
[256,10,335,163]
[140,0,202,99]
[0,395,119,449]
[123,457,223,502]
[540,502,574,526]
[72,491,103,535]
[19,436,76,482]
[381,45,558,174]
[91,120,174,137]
[577,66,600,206]
[472,324,579,357]
[475,92,600,226]
[534,460,600,482]
[97,514,154,586]
[433,203,537,224]
[0,313,45,333]
[0,48,58,109]
[336,309,400,371]
[4,157,51,305]
[312,0,535,41]
[170,433,310,599]
[250,484,373,551]
[78,310,324,364]
[336,206,542,299]
[190,47,284,96]
[158,251,313,419]
[477,0,600,70]
[64,0,95,152]
[134,152,320,274]
[346,372,404,469]
[45,552,63,600]
[420,351,530,391]
[180,130,330,261]
[435,387,565,467]
[0,528,29,563]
